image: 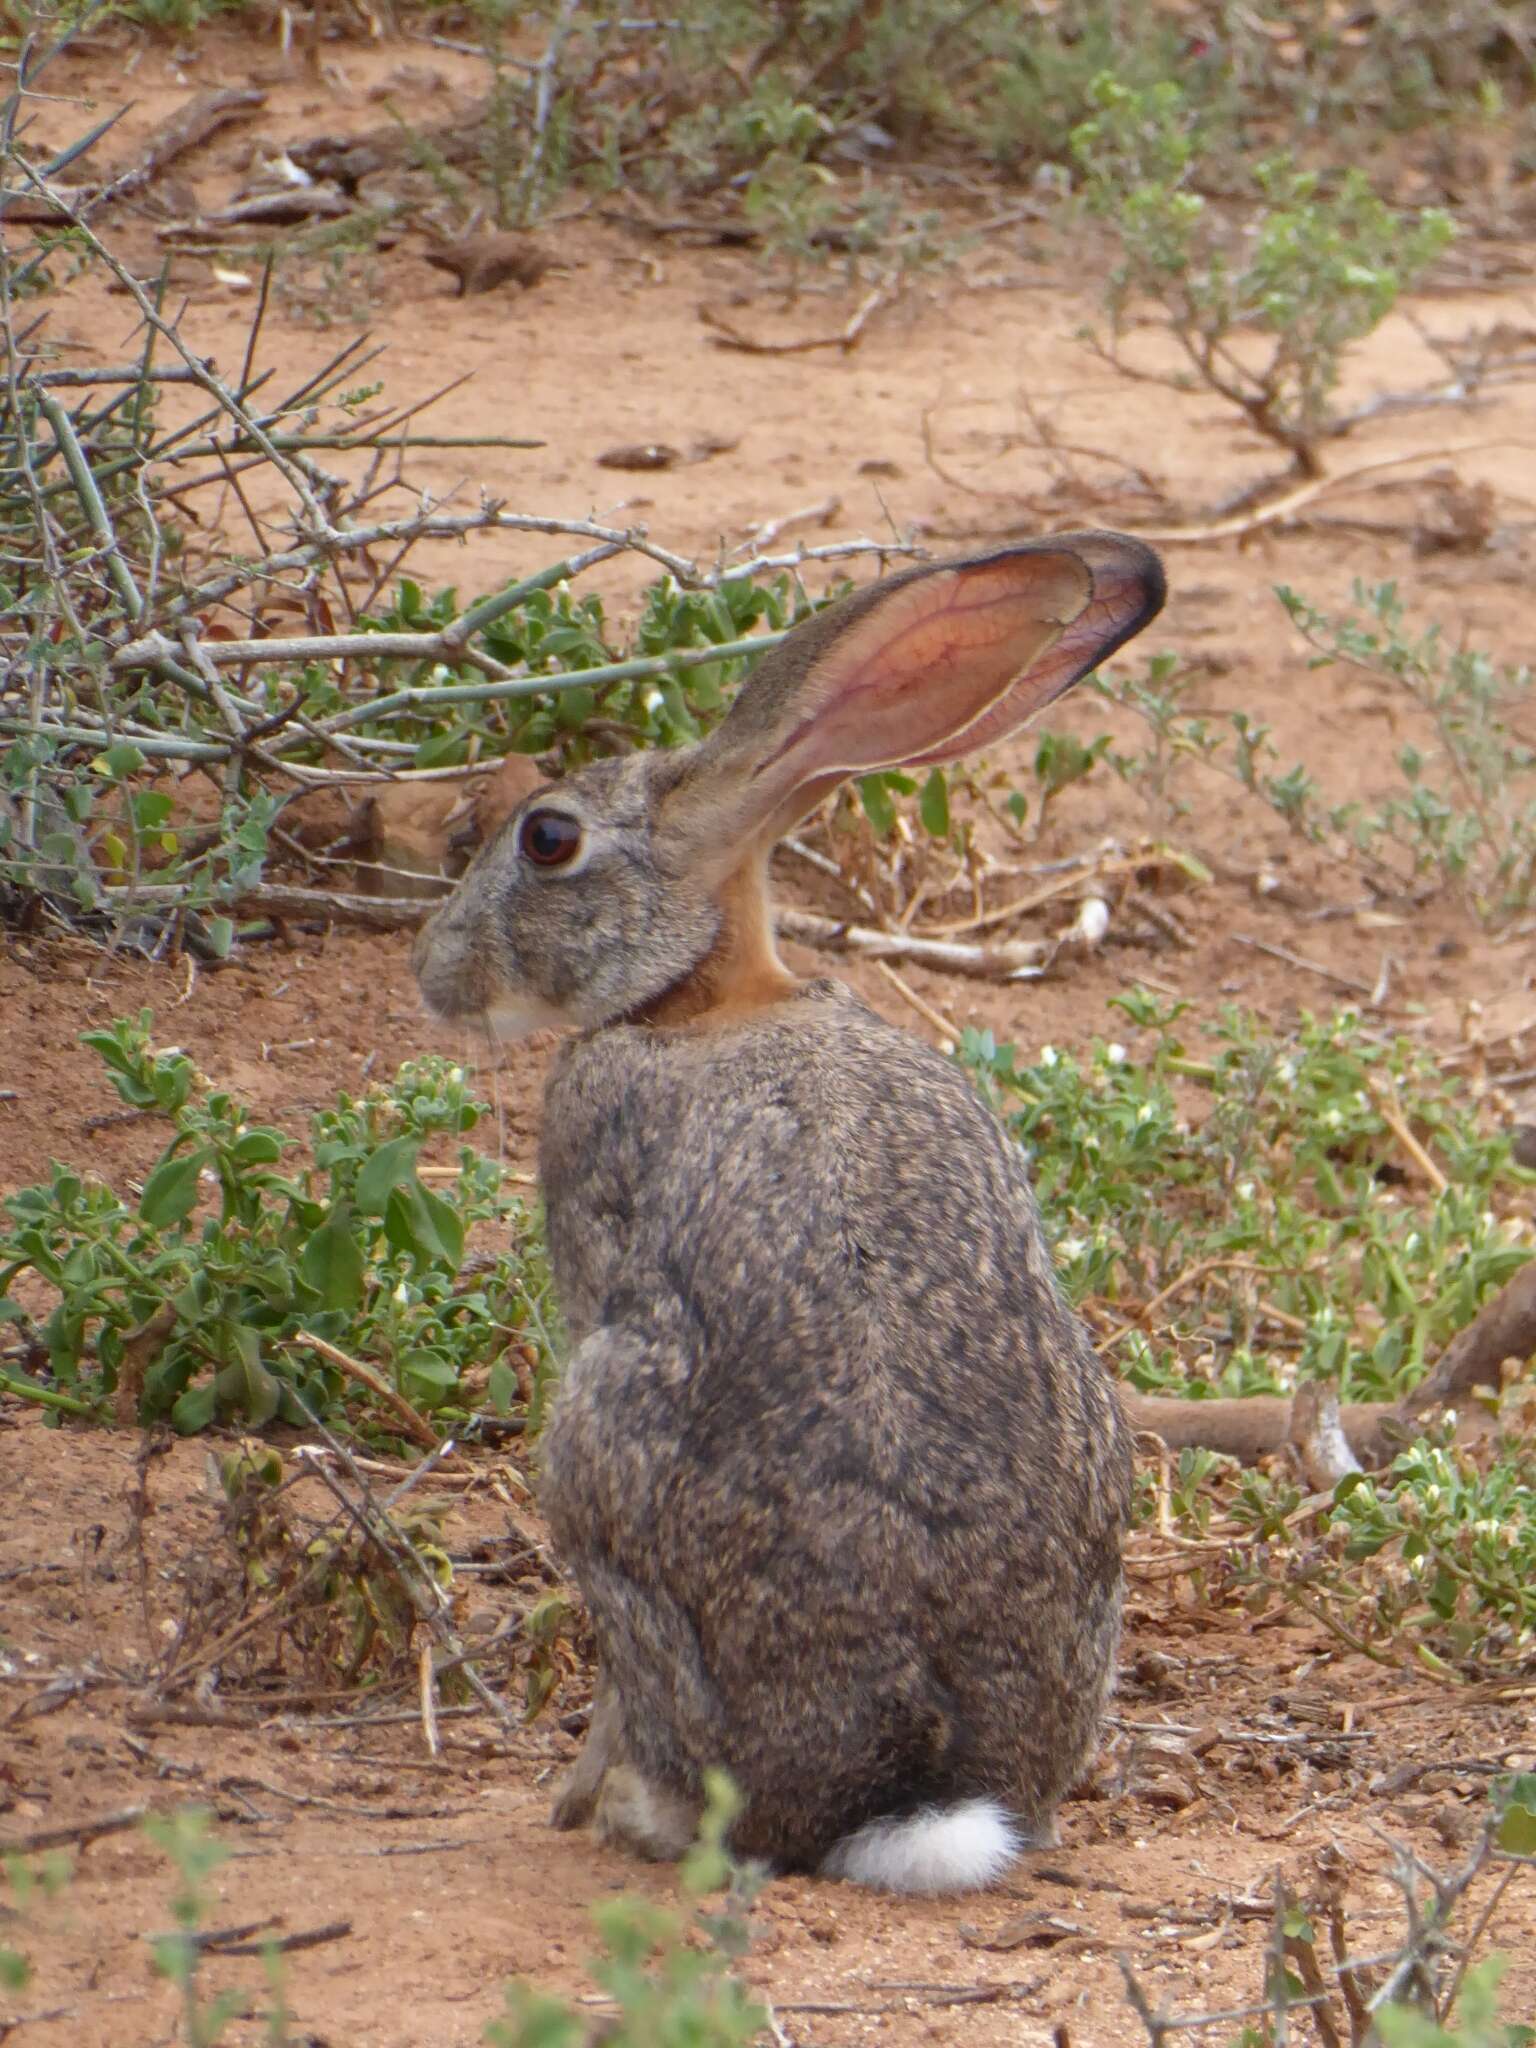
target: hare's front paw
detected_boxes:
[549,1676,622,1832]
[549,1760,603,1832]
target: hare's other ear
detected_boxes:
[663,533,1164,865]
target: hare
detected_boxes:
[413,533,1165,1892]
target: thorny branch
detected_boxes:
[1116,1815,1535,2048]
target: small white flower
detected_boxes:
[1324,1107,1344,1129]
[1040,1044,1059,1067]
[448,1065,464,1085]
[1276,1061,1296,1085]
[1105,1042,1127,1065]
[1136,1103,1155,1125]
[1236,1180,1256,1202]
[1057,1236,1087,1263]
[392,1281,410,1307]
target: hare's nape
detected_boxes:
[661,533,1166,864]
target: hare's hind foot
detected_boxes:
[593,1765,701,1863]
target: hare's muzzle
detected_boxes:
[412,890,492,1022]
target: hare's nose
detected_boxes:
[412,901,482,1022]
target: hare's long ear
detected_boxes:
[662,532,1164,871]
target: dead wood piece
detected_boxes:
[603,208,762,246]
[288,1331,453,1457]
[287,102,492,191]
[341,756,541,898]
[0,184,95,223]
[1289,1382,1363,1491]
[958,1914,1086,1952]
[233,881,432,929]
[190,187,353,230]
[0,1804,148,1854]
[597,442,681,471]
[1122,1392,1402,1469]
[113,1301,177,1427]
[126,1699,265,1730]
[422,232,564,296]
[208,1918,353,1957]
[1122,1257,1536,1467]
[778,908,1048,980]
[700,286,888,357]
[109,88,267,203]
[1404,1257,1536,1415]
[0,91,264,226]
[141,1915,276,1952]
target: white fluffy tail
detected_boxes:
[820,1798,1020,1895]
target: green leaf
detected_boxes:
[918,767,950,840]
[355,1137,420,1216]
[383,1180,464,1269]
[131,790,174,831]
[299,1205,367,1312]
[216,1330,280,1427]
[230,1129,284,1165]
[93,742,146,780]
[412,729,468,770]
[138,1148,210,1228]
[554,685,595,732]
[416,1183,464,1267]
[204,917,234,961]
[858,773,896,836]
[1497,1774,1536,1854]
[170,1380,219,1434]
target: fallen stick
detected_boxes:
[1289,1381,1364,1491]
[208,1918,353,1957]
[1122,1258,1536,1466]
[778,907,1048,979]
[4,90,268,222]
[105,87,267,206]
[700,285,890,356]
[161,187,353,234]
[0,1805,148,1854]
[288,1331,456,1457]
[1128,442,1522,545]
[1403,1258,1536,1416]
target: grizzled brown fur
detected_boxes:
[538,982,1130,1870]
[413,532,1166,1880]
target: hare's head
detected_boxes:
[413,533,1165,1036]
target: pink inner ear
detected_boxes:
[905,544,1161,767]
[748,554,1091,808]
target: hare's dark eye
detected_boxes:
[518,808,583,869]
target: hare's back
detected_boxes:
[541,977,1121,1485]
